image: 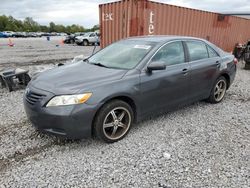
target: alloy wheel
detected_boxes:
[103,107,131,140]
[214,79,226,102]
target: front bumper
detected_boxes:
[75,39,83,44]
[23,87,99,139]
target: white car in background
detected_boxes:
[75,32,100,46]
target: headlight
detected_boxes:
[46,93,92,107]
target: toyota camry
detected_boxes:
[24,36,237,143]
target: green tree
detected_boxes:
[49,22,56,32]
[92,24,99,31]
[0,15,9,31]
[5,22,18,31]
[55,24,66,33]
[0,14,98,33]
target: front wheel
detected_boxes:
[83,40,89,46]
[94,100,134,143]
[207,76,227,103]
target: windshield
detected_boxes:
[88,40,155,69]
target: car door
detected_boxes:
[88,33,97,43]
[185,40,221,101]
[139,41,191,116]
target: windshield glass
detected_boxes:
[88,40,155,69]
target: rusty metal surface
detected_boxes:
[99,0,250,51]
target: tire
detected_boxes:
[24,73,31,85]
[94,100,134,143]
[70,39,74,44]
[207,76,227,103]
[83,40,89,46]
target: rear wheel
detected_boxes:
[207,76,227,103]
[94,100,134,143]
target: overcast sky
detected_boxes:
[0,0,250,28]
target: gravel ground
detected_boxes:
[0,39,249,187]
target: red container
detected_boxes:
[99,0,250,52]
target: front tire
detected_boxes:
[207,76,227,103]
[83,40,89,46]
[94,100,134,143]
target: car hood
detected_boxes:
[75,36,84,40]
[30,61,128,94]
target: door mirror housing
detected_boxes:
[147,61,166,72]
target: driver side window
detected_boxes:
[152,41,185,66]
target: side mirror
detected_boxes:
[147,61,166,72]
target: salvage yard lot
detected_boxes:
[0,38,250,187]
[0,37,96,67]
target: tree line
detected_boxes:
[0,15,99,33]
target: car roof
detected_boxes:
[126,35,225,56]
[127,35,206,43]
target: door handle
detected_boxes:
[182,68,188,75]
[216,61,220,67]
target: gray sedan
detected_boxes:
[24,36,237,143]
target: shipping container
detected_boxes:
[99,0,250,52]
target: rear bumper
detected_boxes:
[23,88,99,139]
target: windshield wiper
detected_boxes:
[91,62,108,68]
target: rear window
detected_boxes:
[186,41,209,61]
[207,45,219,58]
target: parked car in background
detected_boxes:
[21,32,28,38]
[27,32,39,37]
[41,33,50,37]
[59,33,67,36]
[3,31,14,37]
[12,32,24,38]
[24,36,237,143]
[3,31,11,37]
[50,32,58,36]
[63,34,77,44]
[75,32,86,37]
[75,32,100,46]
[0,32,8,38]
[36,32,43,37]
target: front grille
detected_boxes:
[25,91,46,105]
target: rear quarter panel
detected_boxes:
[219,53,236,88]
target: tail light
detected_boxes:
[233,58,238,65]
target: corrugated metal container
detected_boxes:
[99,0,250,51]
